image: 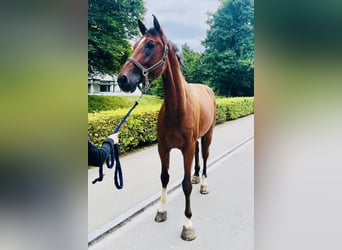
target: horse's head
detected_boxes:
[118,15,168,93]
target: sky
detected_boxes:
[142,0,222,53]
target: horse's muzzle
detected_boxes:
[118,74,138,93]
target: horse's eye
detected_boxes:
[145,41,155,49]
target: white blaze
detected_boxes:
[137,37,146,49]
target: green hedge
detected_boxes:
[88,105,160,154]
[88,97,254,154]
[216,97,254,124]
[88,95,162,112]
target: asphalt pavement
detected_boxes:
[88,115,254,249]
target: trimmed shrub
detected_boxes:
[215,102,227,124]
[88,95,162,112]
[88,105,160,154]
[216,97,254,122]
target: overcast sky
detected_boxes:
[142,0,221,52]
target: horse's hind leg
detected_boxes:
[191,141,200,184]
[155,146,170,222]
[200,126,214,194]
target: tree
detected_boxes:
[203,0,254,96]
[146,76,164,98]
[88,0,145,74]
[181,43,206,83]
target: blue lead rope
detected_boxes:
[92,99,140,189]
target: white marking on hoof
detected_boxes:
[158,188,167,212]
[191,175,200,184]
[200,175,209,194]
[201,175,208,186]
[181,218,196,241]
[183,217,193,229]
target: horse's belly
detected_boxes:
[189,84,216,137]
[195,101,214,138]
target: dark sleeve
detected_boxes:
[88,138,114,166]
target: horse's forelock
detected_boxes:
[143,28,184,68]
[145,28,160,36]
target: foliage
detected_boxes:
[88,96,254,154]
[88,94,162,112]
[88,105,160,154]
[88,0,145,74]
[202,0,254,97]
[181,44,206,84]
[216,96,254,123]
[146,76,164,98]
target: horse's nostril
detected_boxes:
[118,75,127,85]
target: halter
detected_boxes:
[127,36,168,93]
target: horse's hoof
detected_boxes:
[181,226,196,241]
[154,211,167,222]
[200,185,209,194]
[191,175,200,184]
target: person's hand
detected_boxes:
[108,133,119,144]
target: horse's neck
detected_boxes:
[162,48,187,116]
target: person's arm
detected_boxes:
[88,134,118,166]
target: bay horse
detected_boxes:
[117,15,216,241]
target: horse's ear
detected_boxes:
[152,14,163,34]
[138,19,147,35]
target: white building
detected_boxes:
[88,73,119,95]
[88,73,141,96]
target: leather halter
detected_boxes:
[126,36,168,93]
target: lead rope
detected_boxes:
[91,94,142,189]
[91,82,152,189]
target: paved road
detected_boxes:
[88,115,254,248]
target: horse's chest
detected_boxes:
[166,132,183,148]
[158,110,198,148]
[160,128,194,149]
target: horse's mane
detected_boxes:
[145,28,184,68]
[172,42,184,69]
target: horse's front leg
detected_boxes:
[181,143,196,241]
[155,145,170,222]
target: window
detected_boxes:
[100,85,110,92]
